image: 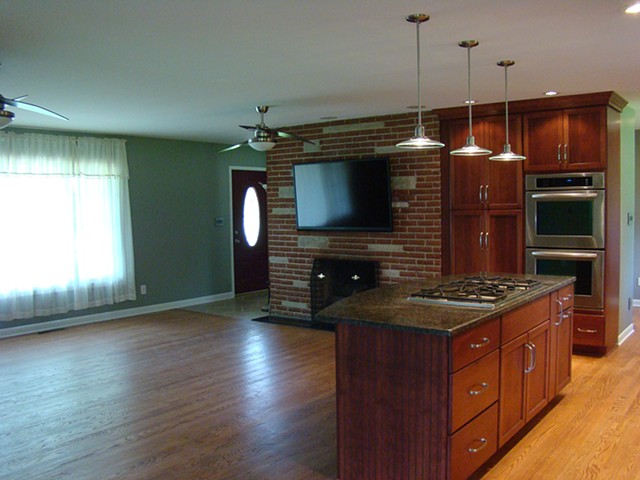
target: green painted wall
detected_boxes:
[618,108,635,334]
[1,128,265,330]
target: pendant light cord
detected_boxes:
[467,45,473,137]
[504,65,509,144]
[416,20,422,128]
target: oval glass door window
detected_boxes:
[243,186,261,247]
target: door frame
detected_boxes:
[228,166,267,296]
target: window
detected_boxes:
[243,186,261,247]
[0,132,136,321]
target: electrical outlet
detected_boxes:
[140,284,147,295]
[637,277,640,287]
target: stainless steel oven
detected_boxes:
[525,172,605,249]
[526,249,604,309]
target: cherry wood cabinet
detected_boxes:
[549,285,574,397]
[499,298,551,447]
[449,116,523,211]
[333,283,571,479]
[523,106,607,172]
[450,210,523,274]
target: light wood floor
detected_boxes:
[0,309,638,479]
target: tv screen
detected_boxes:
[293,157,393,232]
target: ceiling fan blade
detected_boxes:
[275,130,315,145]
[239,125,257,131]
[219,140,248,153]
[4,97,69,121]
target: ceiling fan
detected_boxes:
[220,106,315,152]
[0,93,69,129]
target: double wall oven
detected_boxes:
[525,172,605,310]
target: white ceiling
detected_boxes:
[2,0,639,146]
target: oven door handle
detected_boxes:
[531,251,599,260]
[530,192,599,200]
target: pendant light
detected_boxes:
[396,13,444,150]
[450,40,491,156]
[489,60,526,161]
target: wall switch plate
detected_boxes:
[140,284,147,295]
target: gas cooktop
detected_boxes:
[407,276,542,309]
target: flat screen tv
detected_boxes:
[293,157,393,232]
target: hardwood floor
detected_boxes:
[0,309,638,479]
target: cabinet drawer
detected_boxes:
[556,285,574,311]
[573,313,605,346]
[451,349,500,433]
[451,318,500,372]
[502,295,550,344]
[449,403,498,480]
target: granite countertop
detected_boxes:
[316,274,575,336]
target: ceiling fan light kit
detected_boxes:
[0,109,15,129]
[450,40,492,156]
[220,105,315,153]
[396,13,445,150]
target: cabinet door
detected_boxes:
[450,119,486,210]
[499,333,528,447]
[523,110,564,172]
[554,307,573,394]
[486,210,523,274]
[484,115,523,209]
[525,321,550,421]
[564,107,607,171]
[451,211,485,274]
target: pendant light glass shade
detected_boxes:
[396,14,444,150]
[451,40,491,156]
[489,60,525,161]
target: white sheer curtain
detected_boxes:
[0,132,136,321]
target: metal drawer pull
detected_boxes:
[577,327,598,334]
[317,273,326,279]
[468,438,488,454]
[468,382,489,396]
[351,274,360,281]
[555,312,572,327]
[561,295,572,302]
[470,337,490,349]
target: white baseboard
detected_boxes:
[619,323,635,346]
[0,291,234,339]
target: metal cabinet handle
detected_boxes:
[470,337,490,349]
[561,295,573,302]
[524,342,536,373]
[351,274,360,281]
[577,327,598,334]
[484,184,489,203]
[555,299,564,326]
[468,382,489,396]
[557,144,562,162]
[564,144,568,162]
[485,232,489,250]
[479,185,484,203]
[468,438,488,454]
[317,273,326,279]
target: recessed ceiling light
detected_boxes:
[625,2,640,13]
[545,91,558,96]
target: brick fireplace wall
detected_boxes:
[267,111,442,320]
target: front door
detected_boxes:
[231,169,268,294]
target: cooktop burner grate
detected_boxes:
[408,276,541,309]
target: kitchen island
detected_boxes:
[317,274,575,480]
